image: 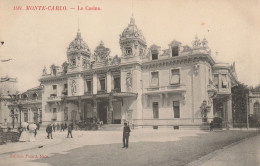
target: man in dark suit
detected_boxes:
[122,122,131,148]
[67,123,73,138]
[46,124,53,139]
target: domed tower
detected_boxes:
[120,16,147,64]
[67,29,91,72]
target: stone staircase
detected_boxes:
[99,124,123,131]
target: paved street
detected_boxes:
[0,129,259,166]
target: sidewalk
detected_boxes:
[0,131,62,155]
[187,133,260,166]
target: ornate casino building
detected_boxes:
[22,17,238,128]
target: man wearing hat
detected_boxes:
[122,122,131,148]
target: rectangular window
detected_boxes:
[51,85,57,97]
[153,102,159,119]
[151,72,159,87]
[114,77,121,90]
[214,75,219,88]
[173,101,180,118]
[98,78,106,91]
[152,53,158,60]
[221,74,228,88]
[172,46,179,57]
[52,108,57,120]
[170,69,180,85]
[24,111,28,122]
[62,84,68,95]
[86,80,92,92]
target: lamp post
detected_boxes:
[246,93,249,130]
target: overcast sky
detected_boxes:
[0,0,260,92]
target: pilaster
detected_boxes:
[107,71,112,93]
[107,95,113,124]
[93,73,97,94]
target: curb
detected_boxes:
[184,132,260,166]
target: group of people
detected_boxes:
[19,123,39,142]
[17,120,132,149]
[51,123,68,132]
[46,123,74,139]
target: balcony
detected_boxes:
[84,91,93,95]
[112,88,121,93]
[47,96,62,102]
[145,84,185,94]
[19,97,42,104]
[97,90,107,94]
[62,89,68,96]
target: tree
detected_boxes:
[232,82,249,124]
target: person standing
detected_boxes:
[122,122,131,148]
[57,123,60,131]
[46,124,53,139]
[60,123,64,132]
[52,123,56,132]
[67,124,73,138]
[210,121,214,131]
[64,123,67,130]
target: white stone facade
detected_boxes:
[36,17,237,127]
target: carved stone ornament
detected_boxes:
[194,64,200,74]
[94,41,110,63]
[168,40,182,47]
[67,30,90,55]
[120,16,146,42]
[192,35,201,48]
[201,37,208,48]
[126,72,132,92]
[71,80,77,95]
[42,66,47,75]
[111,55,121,65]
[182,45,192,52]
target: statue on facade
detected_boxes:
[201,37,208,48]
[126,72,132,92]
[71,80,77,95]
[42,66,47,75]
[192,35,201,48]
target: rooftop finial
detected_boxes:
[130,15,135,25]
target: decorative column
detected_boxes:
[218,74,222,89]
[106,71,112,93]
[107,95,113,124]
[227,95,232,123]
[78,97,82,121]
[93,96,98,119]
[93,73,97,94]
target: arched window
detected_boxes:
[32,93,38,98]
[254,102,260,116]
[32,93,38,100]
[22,94,28,100]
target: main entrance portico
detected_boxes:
[64,92,137,125]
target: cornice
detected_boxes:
[142,54,214,70]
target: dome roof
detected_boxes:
[120,17,146,43]
[67,30,90,55]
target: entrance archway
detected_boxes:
[97,102,108,124]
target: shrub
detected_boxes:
[213,117,222,128]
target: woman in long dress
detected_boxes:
[19,122,30,142]
[28,124,37,142]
